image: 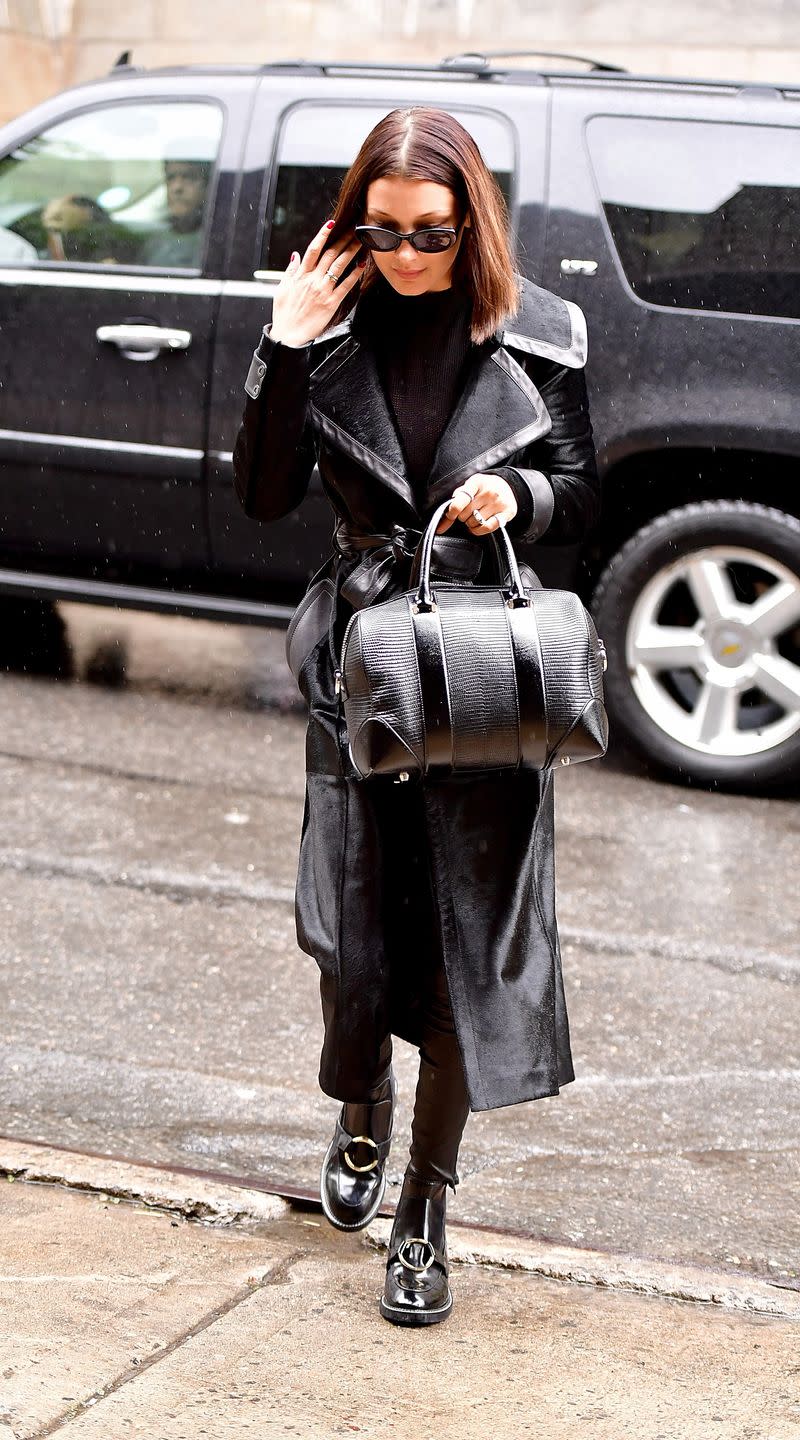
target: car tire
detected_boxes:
[591,500,800,790]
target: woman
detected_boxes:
[39,194,135,264]
[232,106,600,1328]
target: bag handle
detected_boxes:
[413,499,529,611]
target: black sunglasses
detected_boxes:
[354,220,464,254]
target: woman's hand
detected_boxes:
[269,220,365,347]
[435,474,518,535]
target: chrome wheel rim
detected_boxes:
[626,545,800,758]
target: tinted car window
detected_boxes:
[587,116,800,320]
[0,101,223,270]
[261,103,516,273]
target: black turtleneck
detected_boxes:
[364,275,473,500]
[356,274,533,535]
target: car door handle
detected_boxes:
[96,323,193,362]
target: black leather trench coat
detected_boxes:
[232,274,601,1112]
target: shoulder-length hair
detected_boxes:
[324,106,522,345]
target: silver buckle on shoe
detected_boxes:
[343,1134,380,1173]
[396,1237,437,1274]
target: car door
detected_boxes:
[0,90,228,583]
[206,82,531,600]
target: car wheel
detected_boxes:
[591,500,800,789]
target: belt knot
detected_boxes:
[334,520,422,609]
[333,518,484,610]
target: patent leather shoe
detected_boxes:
[379,1165,452,1326]
[320,1068,397,1231]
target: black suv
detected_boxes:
[1,51,798,789]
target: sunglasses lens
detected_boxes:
[414,230,455,253]
[355,227,399,252]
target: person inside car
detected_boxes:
[139,152,212,268]
[39,194,133,263]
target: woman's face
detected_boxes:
[42,196,94,233]
[362,176,470,294]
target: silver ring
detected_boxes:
[327,268,338,282]
[472,509,485,524]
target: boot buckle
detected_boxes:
[396,1237,437,1274]
[343,1134,381,1173]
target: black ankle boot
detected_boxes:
[320,1068,397,1231]
[379,1165,452,1326]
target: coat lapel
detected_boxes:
[307,274,576,516]
[423,343,551,510]
[308,333,416,511]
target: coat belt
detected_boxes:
[333,519,483,610]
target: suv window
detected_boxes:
[260,103,516,274]
[587,116,800,321]
[0,101,223,270]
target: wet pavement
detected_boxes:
[0,602,798,1295]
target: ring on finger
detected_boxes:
[471,508,486,524]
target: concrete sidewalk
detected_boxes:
[1,1141,798,1440]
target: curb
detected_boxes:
[1,1139,288,1227]
[3,1138,798,1321]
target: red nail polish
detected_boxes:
[326,221,335,229]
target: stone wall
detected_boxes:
[0,12,65,125]
[3,0,800,126]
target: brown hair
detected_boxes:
[324,106,522,345]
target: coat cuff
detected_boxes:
[481,466,554,542]
[243,323,313,399]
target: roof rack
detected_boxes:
[254,51,627,79]
[105,50,798,93]
[440,49,627,74]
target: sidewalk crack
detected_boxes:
[25,1248,307,1438]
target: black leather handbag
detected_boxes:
[335,498,609,779]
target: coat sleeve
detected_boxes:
[482,358,601,546]
[231,324,319,523]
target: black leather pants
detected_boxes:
[408,951,472,1191]
[359,953,472,1193]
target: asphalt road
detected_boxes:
[1,601,798,1294]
